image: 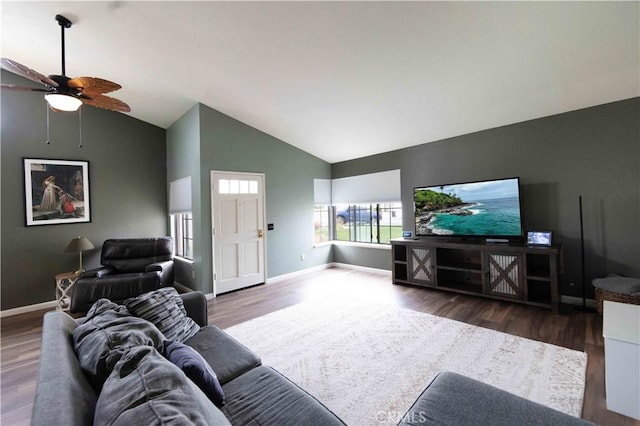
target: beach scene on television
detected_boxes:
[414,178,522,237]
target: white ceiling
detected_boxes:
[2,2,638,163]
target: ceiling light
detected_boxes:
[44,93,82,111]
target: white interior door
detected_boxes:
[211,172,266,295]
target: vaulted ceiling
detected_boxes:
[2,2,638,163]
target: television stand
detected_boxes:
[391,239,562,313]
[485,238,510,244]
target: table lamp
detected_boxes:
[65,236,95,274]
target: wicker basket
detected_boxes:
[595,287,640,315]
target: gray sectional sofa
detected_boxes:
[32,291,344,426]
[32,290,591,425]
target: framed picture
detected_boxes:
[23,158,90,226]
[402,230,413,239]
[526,231,552,246]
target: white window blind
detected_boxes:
[313,179,332,205]
[169,176,192,214]
[331,169,401,204]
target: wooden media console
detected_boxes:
[391,239,563,313]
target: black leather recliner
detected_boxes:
[70,237,174,313]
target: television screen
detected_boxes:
[414,177,523,238]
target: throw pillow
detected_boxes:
[163,340,225,407]
[124,287,200,342]
[95,346,230,426]
[72,298,165,388]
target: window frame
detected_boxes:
[333,202,402,245]
[170,212,193,260]
[314,205,332,244]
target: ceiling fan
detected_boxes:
[1,14,130,113]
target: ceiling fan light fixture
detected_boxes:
[44,93,82,111]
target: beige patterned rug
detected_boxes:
[225,301,587,425]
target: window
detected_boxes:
[314,205,331,244]
[377,202,403,244]
[335,202,402,244]
[171,213,193,260]
[169,177,192,259]
[312,172,402,245]
[218,178,258,194]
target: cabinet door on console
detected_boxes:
[484,252,523,299]
[410,246,436,286]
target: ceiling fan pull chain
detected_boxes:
[45,104,50,144]
[78,107,82,148]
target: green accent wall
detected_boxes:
[167,104,332,294]
[332,98,640,298]
[1,70,167,310]
[166,105,202,288]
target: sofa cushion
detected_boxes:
[220,365,345,426]
[125,287,200,342]
[94,346,230,426]
[593,274,640,295]
[184,325,262,385]
[163,340,225,407]
[397,371,592,426]
[72,299,165,388]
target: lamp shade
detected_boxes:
[65,236,95,253]
[45,93,83,112]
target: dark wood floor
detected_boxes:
[1,267,638,425]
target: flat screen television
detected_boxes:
[414,177,523,240]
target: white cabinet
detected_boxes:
[603,300,640,420]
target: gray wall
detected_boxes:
[1,70,167,310]
[166,105,201,288]
[333,245,391,271]
[3,64,636,309]
[167,104,332,295]
[332,98,640,298]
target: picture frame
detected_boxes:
[402,230,413,239]
[23,158,90,226]
[526,230,552,246]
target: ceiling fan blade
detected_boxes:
[80,93,130,112]
[68,77,122,95]
[1,58,58,88]
[1,84,51,92]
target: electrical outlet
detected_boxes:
[300,253,305,261]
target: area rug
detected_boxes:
[224,301,587,425]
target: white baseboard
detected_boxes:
[0,300,57,318]
[267,262,391,284]
[267,263,333,285]
[330,262,392,276]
